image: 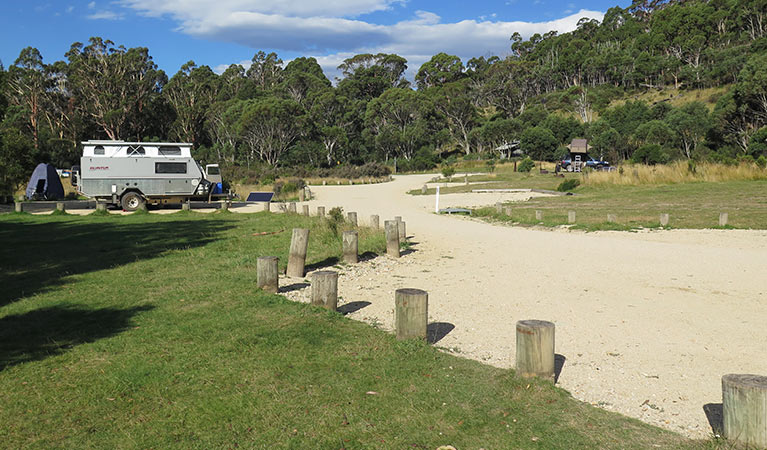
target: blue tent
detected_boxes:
[25,163,65,200]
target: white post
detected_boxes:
[435,186,440,213]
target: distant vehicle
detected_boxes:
[71,141,228,211]
[60,169,71,178]
[560,154,610,171]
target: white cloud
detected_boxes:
[88,1,96,9]
[116,1,603,80]
[87,10,125,20]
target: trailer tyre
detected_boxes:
[121,192,145,211]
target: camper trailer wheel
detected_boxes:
[121,192,145,211]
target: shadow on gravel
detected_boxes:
[304,256,340,272]
[427,322,455,344]
[555,354,567,384]
[0,305,153,371]
[280,282,310,293]
[337,301,371,315]
[703,403,723,435]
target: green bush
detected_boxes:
[518,157,535,172]
[441,166,456,180]
[756,155,767,168]
[557,179,581,192]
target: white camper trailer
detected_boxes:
[72,141,227,210]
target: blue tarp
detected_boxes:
[25,163,65,200]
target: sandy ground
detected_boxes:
[53,175,767,437]
[275,174,767,439]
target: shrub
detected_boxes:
[757,155,767,168]
[518,157,535,172]
[557,179,581,192]
[441,166,455,180]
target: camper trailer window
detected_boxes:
[94,145,105,155]
[127,146,146,156]
[159,146,181,156]
[155,162,187,174]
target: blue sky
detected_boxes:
[1,0,627,81]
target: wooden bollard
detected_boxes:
[317,206,325,217]
[421,185,427,194]
[515,320,555,380]
[660,213,670,227]
[607,213,616,223]
[495,202,502,214]
[298,189,305,202]
[385,220,400,258]
[311,271,338,310]
[56,202,65,212]
[286,228,310,278]
[370,214,379,230]
[395,288,428,340]
[256,256,279,293]
[14,202,23,213]
[722,374,767,447]
[464,174,469,185]
[182,201,190,211]
[504,206,512,216]
[342,230,358,264]
[535,210,543,221]
[347,212,357,226]
[302,205,309,216]
[288,202,297,214]
[96,202,106,212]
[567,211,576,224]
[264,201,271,212]
[221,201,229,212]
[719,212,728,227]
[394,216,405,240]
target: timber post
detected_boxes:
[607,213,616,223]
[568,211,576,224]
[286,228,310,278]
[14,202,23,213]
[342,230,358,264]
[317,206,325,217]
[722,374,767,447]
[182,201,190,211]
[385,220,400,258]
[311,271,338,310]
[660,213,670,227]
[264,201,271,212]
[719,212,729,227]
[515,320,555,380]
[303,205,309,216]
[256,256,279,294]
[347,212,358,226]
[56,202,65,212]
[395,288,428,340]
[370,214,379,230]
[288,202,297,214]
[535,210,543,221]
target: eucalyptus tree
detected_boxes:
[364,88,433,160]
[65,37,165,140]
[7,47,49,148]
[238,98,305,166]
[164,61,219,144]
[415,53,465,90]
[246,51,283,90]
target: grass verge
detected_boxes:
[0,212,710,448]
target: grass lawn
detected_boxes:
[410,165,767,230]
[0,211,709,448]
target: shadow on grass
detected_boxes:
[0,218,232,307]
[0,305,153,371]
